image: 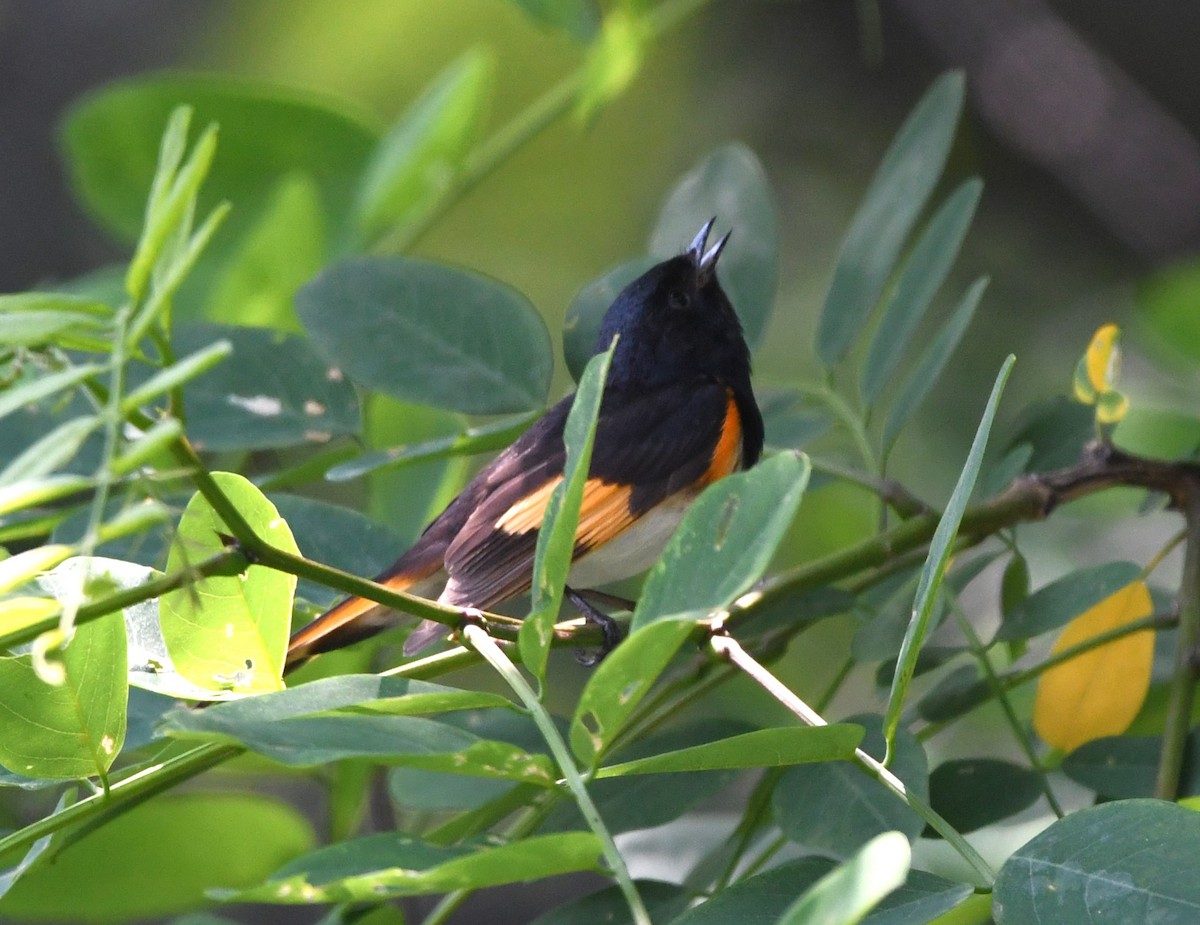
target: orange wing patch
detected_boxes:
[495,475,635,551]
[701,392,743,485]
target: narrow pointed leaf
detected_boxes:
[0,364,104,422]
[882,355,1014,756]
[594,725,861,777]
[817,72,965,366]
[354,49,493,246]
[222,832,603,903]
[882,276,988,450]
[860,179,982,405]
[522,345,613,681]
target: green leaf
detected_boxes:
[575,9,645,123]
[562,258,653,382]
[882,276,988,450]
[1061,733,1200,799]
[994,561,1142,643]
[774,715,928,858]
[570,617,696,767]
[529,881,687,925]
[595,724,862,777]
[164,675,512,728]
[0,793,314,922]
[297,256,552,414]
[778,831,910,925]
[649,144,779,347]
[121,339,232,412]
[354,49,494,246]
[205,172,327,331]
[61,75,378,246]
[0,598,61,652]
[760,388,834,450]
[269,495,405,608]
[927,759,1042,835]
[674,858,835,924]
[170,712,555,781]
[545,720,752,835]
[0,611,126,780]
[0,293,110,349]
[817,72,964,366]
[860,179,982,406]
[176,324,360,452]
[522,345,614,680]
[994,800,1200,924]
[632,451,809,631]
[222,832,603,903]
[0,363,104,422]
[510,0,601,41]
[1139,255,1200,366]
[1000,551,1030,615]
[882,355,1014,755]
[0,544,73,596]
[160,472,297,694]
[915,666,988,723]
[325,411,534,482]
[0,475,93,518]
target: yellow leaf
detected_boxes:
[1085,323,1121,394]
[1033,579,1154,752]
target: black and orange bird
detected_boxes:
[285,219,764,671]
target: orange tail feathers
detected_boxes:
[284,566,442,674]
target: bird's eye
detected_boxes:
[667,288,690,310]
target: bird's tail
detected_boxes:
[284,564,443,674]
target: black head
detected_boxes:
[595,219,752,391]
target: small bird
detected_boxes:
[285,219,764,671]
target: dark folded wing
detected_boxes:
[440,378,734,607]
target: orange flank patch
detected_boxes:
[495,476,564,534]
[702,392,743,485]
[495,476,635,550]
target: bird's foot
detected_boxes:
[566,587,624,666]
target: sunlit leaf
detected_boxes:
[0,610,126,780]
[1033,579,1154,752]
[509,0,601,41]
[160,473,297,695]
[575,10,645,122]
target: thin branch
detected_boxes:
[1158,489,1200,798]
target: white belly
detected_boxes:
[566,494,693,589]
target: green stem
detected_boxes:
[0,548,248,652]
[463,624,650,925]
[382,0,714,256]
[710,633,994,890]
[947,593,1064,817]
[1158,490,1200,799]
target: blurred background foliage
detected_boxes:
[4,2,1200,916]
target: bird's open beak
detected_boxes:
[687,217,731,280]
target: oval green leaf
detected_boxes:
[0,610,127,781]
[994,799,1200,924]
[160,472,297,694]
[562,258,653,382]
[296,256,552,414]
[631,451,810,632]
[927,758,1043,835]
[649,143,779,348]
[994,561,1143,643]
